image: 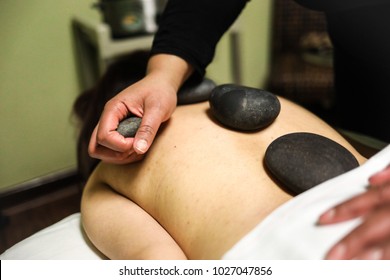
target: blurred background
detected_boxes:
[0,0,272,191]
[2,0,388,256]
[0,0,274,251]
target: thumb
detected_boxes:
[133,108,163,154]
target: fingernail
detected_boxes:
[318,209,335,224]
[361,248,383,260]
[135,139,148,153]
[326,244,346,260]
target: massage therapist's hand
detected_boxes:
[88,54,193,164]
[318,165,390,259]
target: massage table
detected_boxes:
[1,144,389,260]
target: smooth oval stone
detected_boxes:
[117,116,142,138]
[209,84,281,131]
[177,78,216,105]
[265,132,359,195]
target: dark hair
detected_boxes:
[73,50,150,181]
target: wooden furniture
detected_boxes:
[0,169,82,253]
[266,0,334,109]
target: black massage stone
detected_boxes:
[264,132,359,195]
[117,116,142,138]
[116,78,216,138]
[209,84,280,131]
[177,78,216,105]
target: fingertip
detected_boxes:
[354,248,383,260]
[134,139,149,154]
[369,165,390,186]
[325,244,347,260]
[318,209,336,225]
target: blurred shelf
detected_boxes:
[72,16,154,90]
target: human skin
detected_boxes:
[88,54,193,164]
[81,98,365,260]
[319,165,390,260]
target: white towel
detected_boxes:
[223,145,390,260]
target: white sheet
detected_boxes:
[223,144,390,259]
[0,213,105,260]
[1,145,389,260]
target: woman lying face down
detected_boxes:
[80,97,366,260]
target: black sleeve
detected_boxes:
[295,0,387,12]
[150,0,250,79]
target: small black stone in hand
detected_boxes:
[117,117,142,138]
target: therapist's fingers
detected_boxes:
[369,164,390,187]
[89,99,135,160]
[89,124,144,164]
[325,204,390,260]
[90,138,145,164]
[318,183,390,224]
[133,111,163,154]
[353,241,390,260]
[133,95,175,154]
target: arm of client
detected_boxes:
[81,98,365,260]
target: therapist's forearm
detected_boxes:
[146,54,194,92]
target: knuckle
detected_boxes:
[88,140,98,157]
[88,146,100,160]
[104,98,119,109]
[137,124,155,137]
[375,186,388,205]
[88,146,96,157]
[104,99,130,117]
[96,133,107,145]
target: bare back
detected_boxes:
[85,98,365,259]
